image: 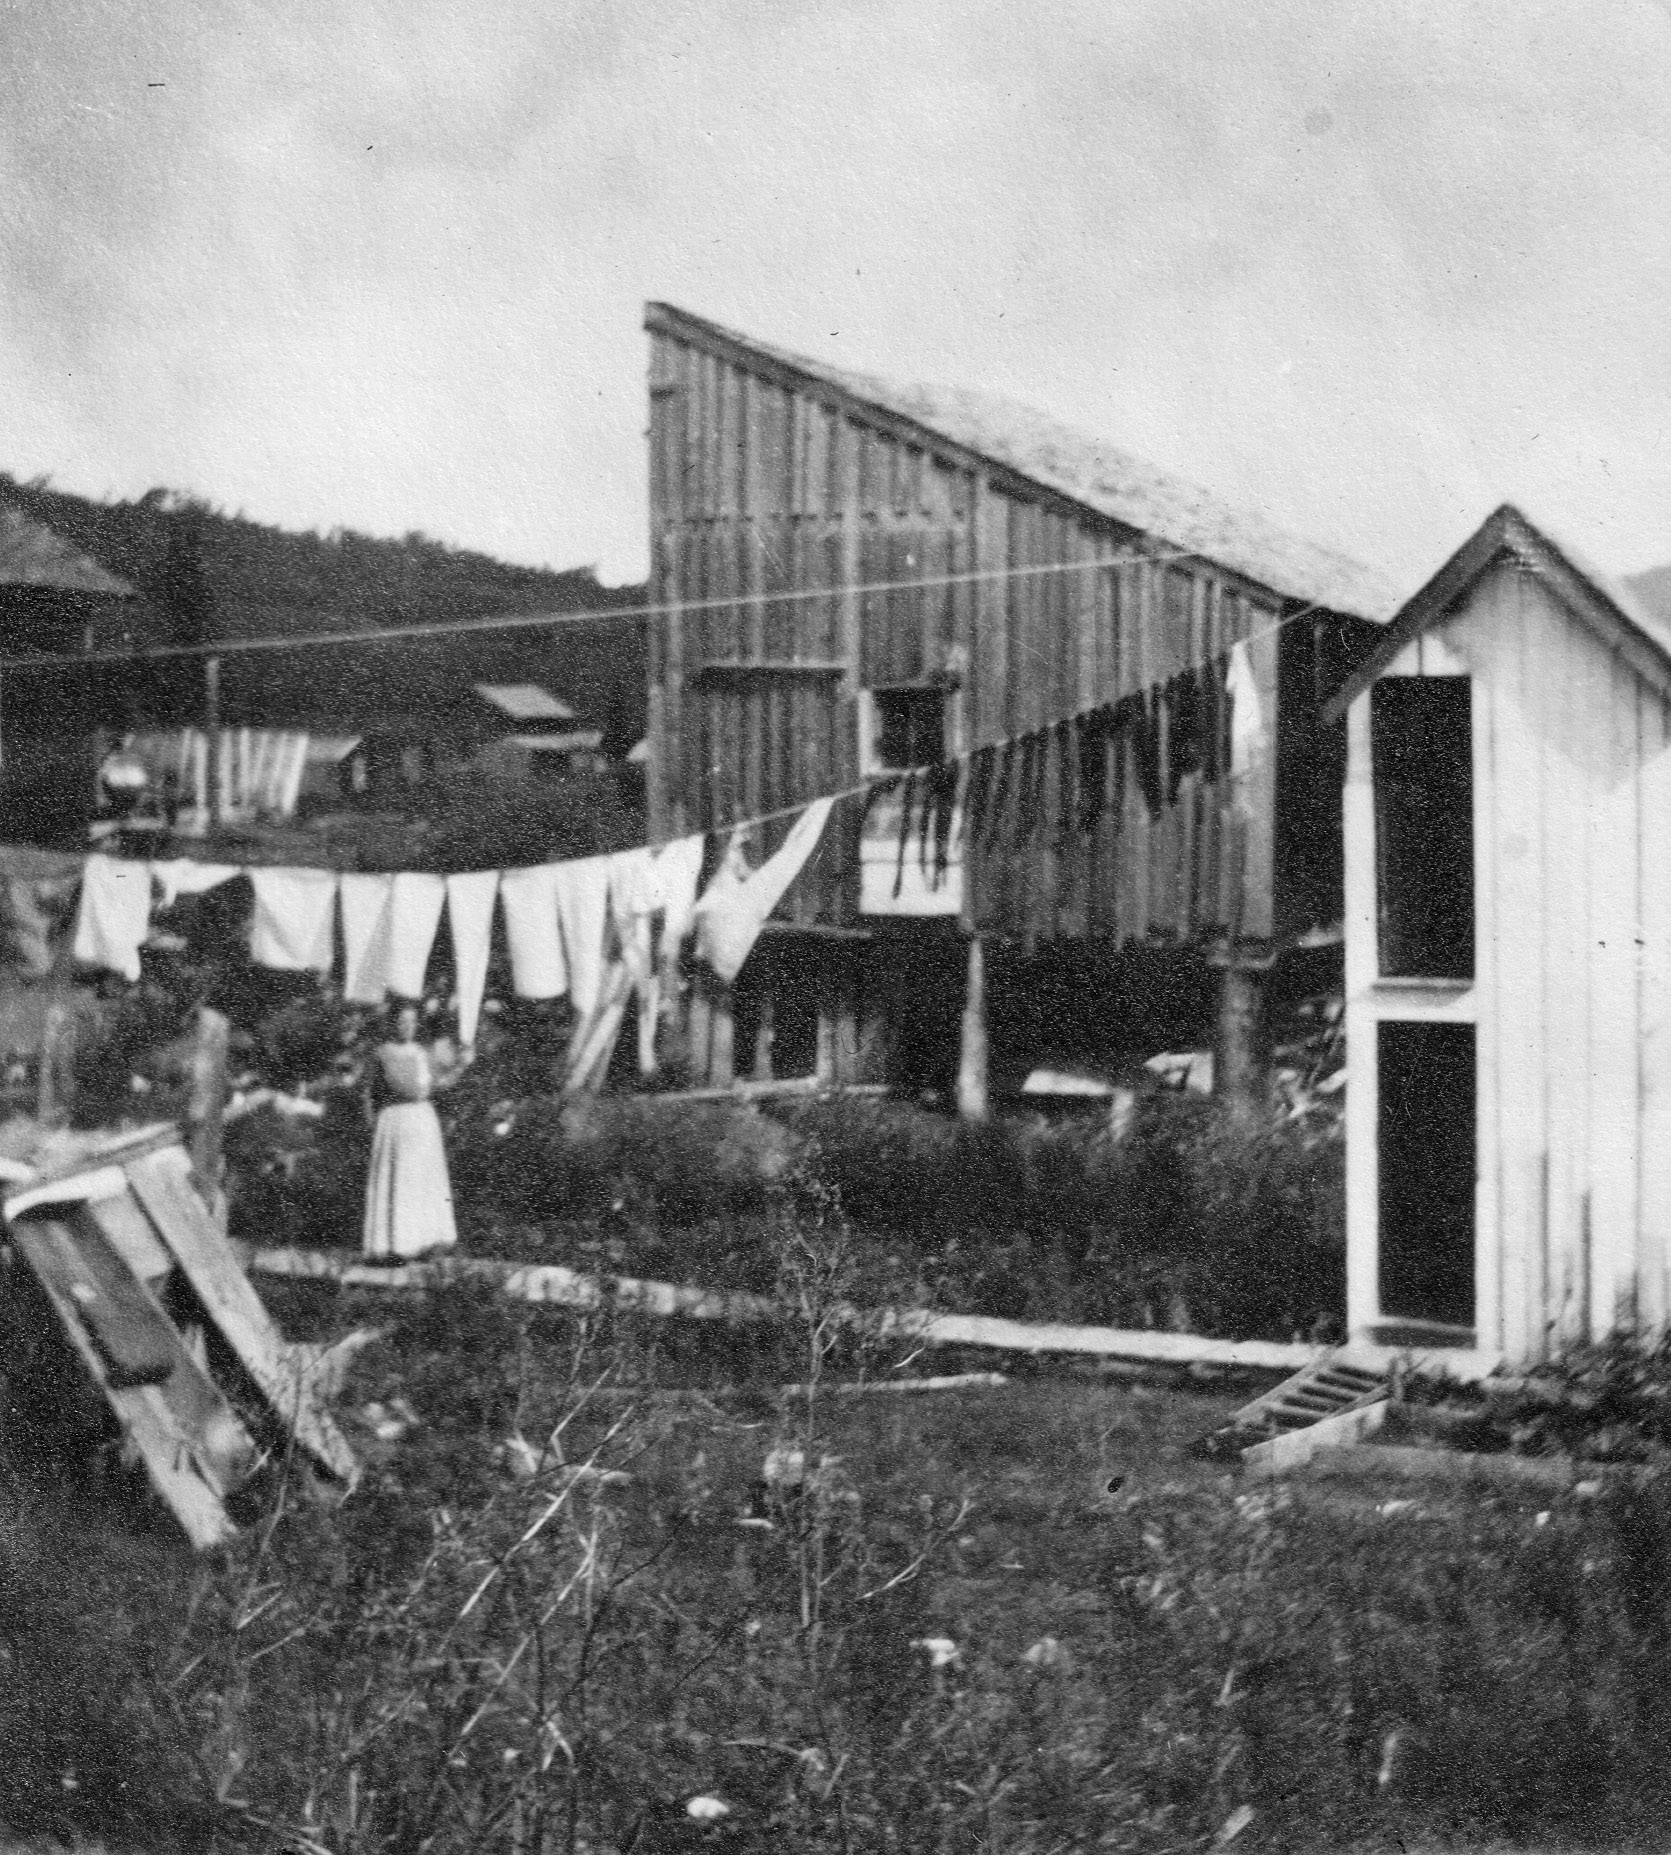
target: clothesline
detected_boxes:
[675,583,1320,843]
[61,803,843,1092]
[61,592,1305,1000]
[0,533,1260,673]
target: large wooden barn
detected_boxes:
[644,304,1396,1103]
[1330,506,1671,1363]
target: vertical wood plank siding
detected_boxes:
[1347,561,1671,1357]
[646,320,1346,947]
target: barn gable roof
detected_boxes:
[647,302,1398,624]
[1324,504,1671,723]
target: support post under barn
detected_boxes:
[1212,948,1271,1118]
[957,934,990,1121]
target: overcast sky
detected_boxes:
[4,0,1669,594]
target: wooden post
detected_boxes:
[709,981,736,1088]
[751,989,775,1083]
[1214,952,1269,1118]
[687,971,713,1084]
[37,995,77,1129]
[204,654,222,826]
[184,1004,231,1229]
[957,933,990,1121]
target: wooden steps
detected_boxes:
[1198,1351,1389,1459]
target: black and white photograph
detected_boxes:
[3,2,1671,1849]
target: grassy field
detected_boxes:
[8,1257,1671,1855]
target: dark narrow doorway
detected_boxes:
[1371,677,1474,979]
[1377,1020,1476,1331]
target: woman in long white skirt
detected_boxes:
[362,1002,470,1261]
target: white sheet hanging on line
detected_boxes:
[607,846,661,1075]
[654,833,706,969]
[385,871,447,1000]
[72,856,153,982]
[446,869,499,1047]
[692,797,835,985]
[1227,641,1265,791]
[553,855,612,1021]
[149,859,240,909]
[339,872,395,1004]
[499,864,567,1000]
[249,867,338,974]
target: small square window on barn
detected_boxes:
[1371,677,1474,979]
[867,686,947,771]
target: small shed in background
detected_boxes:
[0,505,138,842]
[1330,505,1671,1363]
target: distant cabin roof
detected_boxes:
[501,730,603,754]
[0,505,133,596]
[1326,504,1671,722]
[647,302,1398,623]
[473,683,576,722]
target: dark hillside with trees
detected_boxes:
[0,474,648,740]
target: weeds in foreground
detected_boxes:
[23,1257,1671,1849]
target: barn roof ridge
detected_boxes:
[1324,503,1671,722]
[646,301,1399,624]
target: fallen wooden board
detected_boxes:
[87,1186,175,1285]
[1300,1443,1610,1492]
[13,1217,179,1390]
[128,1145,359,1487]
[10,1213,253,1550]
[250,1248,1504,1378]
[1241,1399,1388,1475]
[587,1371,1013,1403]
[782,1371,1011,1398]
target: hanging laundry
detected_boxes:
[150,859,240,909]
[249,867,338,975]
[981,739,1017,852]
[963,744,997,854]
[1050,719,1075,855]
[385,871,447,1000]
[923,758,961,885]
[893,770,920,899]
[1013,732,1042,843]
[653,834,705,971]
[1029,726,1052,841]
[553,856,613,1022]
[1167,667,1205,803]
[339,872,395,1005]
[499,864,568,1000]
[71,856,153,982]
[1116,690,1163,817]
[693,795,835,985]
[1076,706,1114,832]
[1200,652,1229,783]
[606,846,661,1074]
[1,871,77,980]
[445,870,500,1048]
[1227,640,1265,788]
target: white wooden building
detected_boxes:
[1328,505,1671,1363]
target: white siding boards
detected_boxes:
[1335,506,1671,1364]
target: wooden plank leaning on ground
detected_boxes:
[9,1213,254,1551]
[128,1145,360,1487]
[249,1247,1504,1380]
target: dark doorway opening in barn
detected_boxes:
[1377,1019,1475,1333]
[871,687,947,770]
[1371,677,1473,979]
